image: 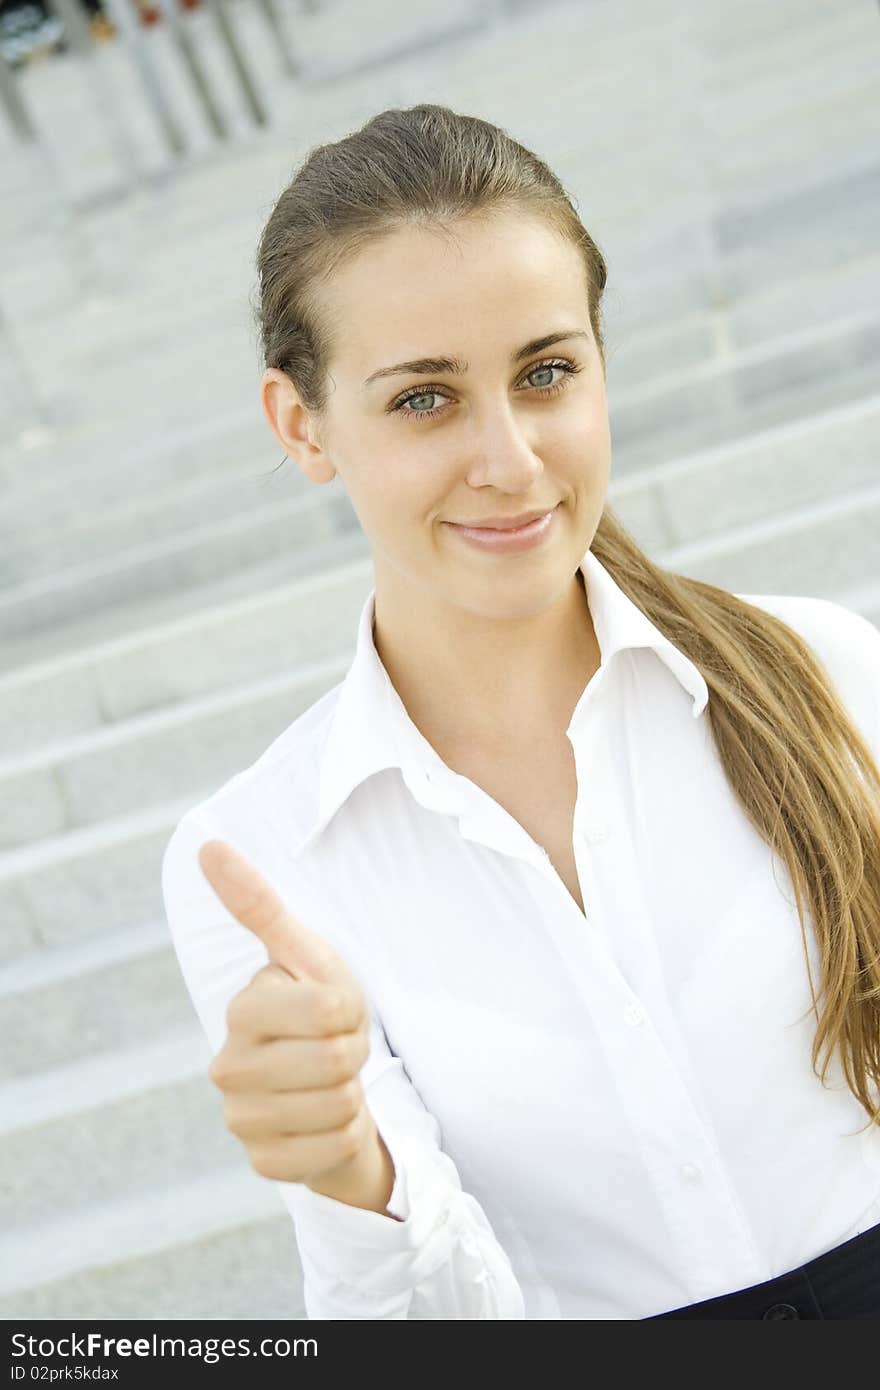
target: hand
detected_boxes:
[198,839,382,1195]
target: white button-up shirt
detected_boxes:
[161,548,880,1319]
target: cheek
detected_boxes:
[351,455,435,533]
[367,444,458,514]
[577,417,612,490]
[572,399,610,449]
[544,394,609,455]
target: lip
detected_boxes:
[443,503,560,554]
[447,506,557,530]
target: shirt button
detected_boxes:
[579,823,609,844]
[762,1303,799,1320]
[623,1003,645,1027]
[680,1162,702,1183]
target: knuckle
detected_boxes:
[325,1032,356,1079]
[352,1028,370,1069]
[249,1142,302,1183]
[209,1052,229,1087]
[221,1097,246,1135]
[335,1114,363,1161]
[315,988,347,1035]
[332,1079,362,1123]
[248,1146,279,1181]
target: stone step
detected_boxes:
[614,392,880,552]
[0,401,282,533]
[707,160,880,304]
[607,306,880,473]
[15,101,867,315]
[50,142,880,319]
[703,1,875,102]
[0,484,361,644]
[1,458,313,586]
[0,791,205,965]
[1,0,867,206]
[0,1028,234,1234]
[1,481,879,961]
[709,249,880,352]
[0,544,374,753]
[662,478,880,598]
[0,1163,304,1319]
[0,917,191,1083]
[0,391,876,761]
[2,0,860,243]
[0,650,352,851]
[5,44,878,484]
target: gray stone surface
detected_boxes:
[0,1214,307,1321]
[0,927,191,1082]
[0,548,372,746]
[0,488,360,640]
[0,1165,303,1318]
[1,1057,238,1233]
[0,659,350,848]
[0,530,372,682]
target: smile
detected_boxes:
[442,504,560,554]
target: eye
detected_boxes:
[387,357,583,423]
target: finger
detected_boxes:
[247,1112,368,1184]
[230,969,366,1040]
[198,839,353,987]
[223,1078,363,1140]
[211,1030,371,1093]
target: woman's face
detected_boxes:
[269,211,612,621]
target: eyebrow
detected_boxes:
[362,329,591,389]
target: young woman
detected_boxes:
[161,104,880,1320]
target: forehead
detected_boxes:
[319,215,590,372]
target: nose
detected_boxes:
[461,401,544,492]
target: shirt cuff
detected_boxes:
[385,1142,410,1220]
[281,1122,465,1292]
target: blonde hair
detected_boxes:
[254,103,880,1128]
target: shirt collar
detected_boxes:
[290,546,709,858]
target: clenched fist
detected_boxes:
[198,839,398,1216]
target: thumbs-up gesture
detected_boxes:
[198,839,396,1213]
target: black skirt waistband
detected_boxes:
[645,1215,880,1319]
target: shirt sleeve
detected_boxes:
[160,804,526,1320]
[737,594,880,759]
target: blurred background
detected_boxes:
[0,0,879,1320]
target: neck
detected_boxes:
[372,565,600,753]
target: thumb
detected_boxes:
[197,838,352,988]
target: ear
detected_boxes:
[260,368,336,484]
